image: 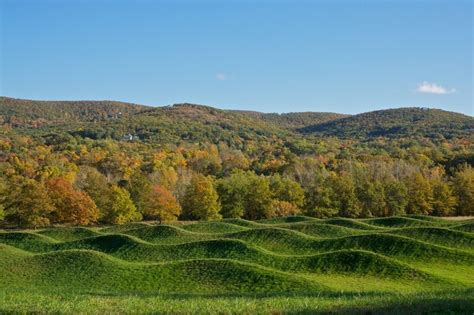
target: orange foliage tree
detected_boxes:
[144,185,181,223]
[46,177,99,225]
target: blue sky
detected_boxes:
[1,0,472,115]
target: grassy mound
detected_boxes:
[385,227,474,252]
[1,215,473,313]
[123,224,210,244]
[280,221,363,238]
[323,218,385,230]
[0,248,323,294]
[37,227,101,241]
[222,218,267,228]
[363,216,442,228]
[257,216,318,224]
[99,222,153,234]
[452,222,474,233]
[180,221,250,234]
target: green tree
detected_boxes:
[330,173,362,218]
[357,180,386,217]
[105,185,142,224]
[182,174,221,220]
[244,174,274,220]
[384,180,408,216]
[270,174,305,208]
[452,165,474,216]
[216,170,248,218]
[304,173,338,218]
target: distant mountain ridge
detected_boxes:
[299,107,474,139]
[1,97,472,140]
[233,110,350,129]
[0,97,149,127]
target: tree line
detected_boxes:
[0,132,472,228]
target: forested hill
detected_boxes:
[299,107,474,139]
[234,110,349,129]
[1,97,473,141]
[0,97,150,127]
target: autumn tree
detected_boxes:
[405,173,433,215]
[431,179,456,216]
[127,170,153,214]
[219,144,250,175]
[144,185,181,223]
[4,177,55,228]
[0,179,5,222]
[181,174,221,220]
[104,185,142,224]
[271,200,301,217]
[188,145,222,175]
[46,177,99,225]
[75,166,111,219]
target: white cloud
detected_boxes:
[417,81,455,94]
[216,73,227,81]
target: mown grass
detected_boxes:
[0,215,473,314]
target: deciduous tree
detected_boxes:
[182,174,221,220]
[452,165,474,216]
[105,185,142,224]
[4,177,55,228]
[144,185,181,223]
[46,177,99,225]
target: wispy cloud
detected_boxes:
[417,81,455,94]
[216,73,227,81]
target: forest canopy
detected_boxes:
[0,97,473,227]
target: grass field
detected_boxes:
[1,215,473,314]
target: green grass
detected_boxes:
[1,216,473,314]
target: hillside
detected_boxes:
[0,97,149,127]
[235,110,349,129]
[65,103,297,145]
[0,216,473,313]
[299,107,474,139]
[2,98,473,141]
